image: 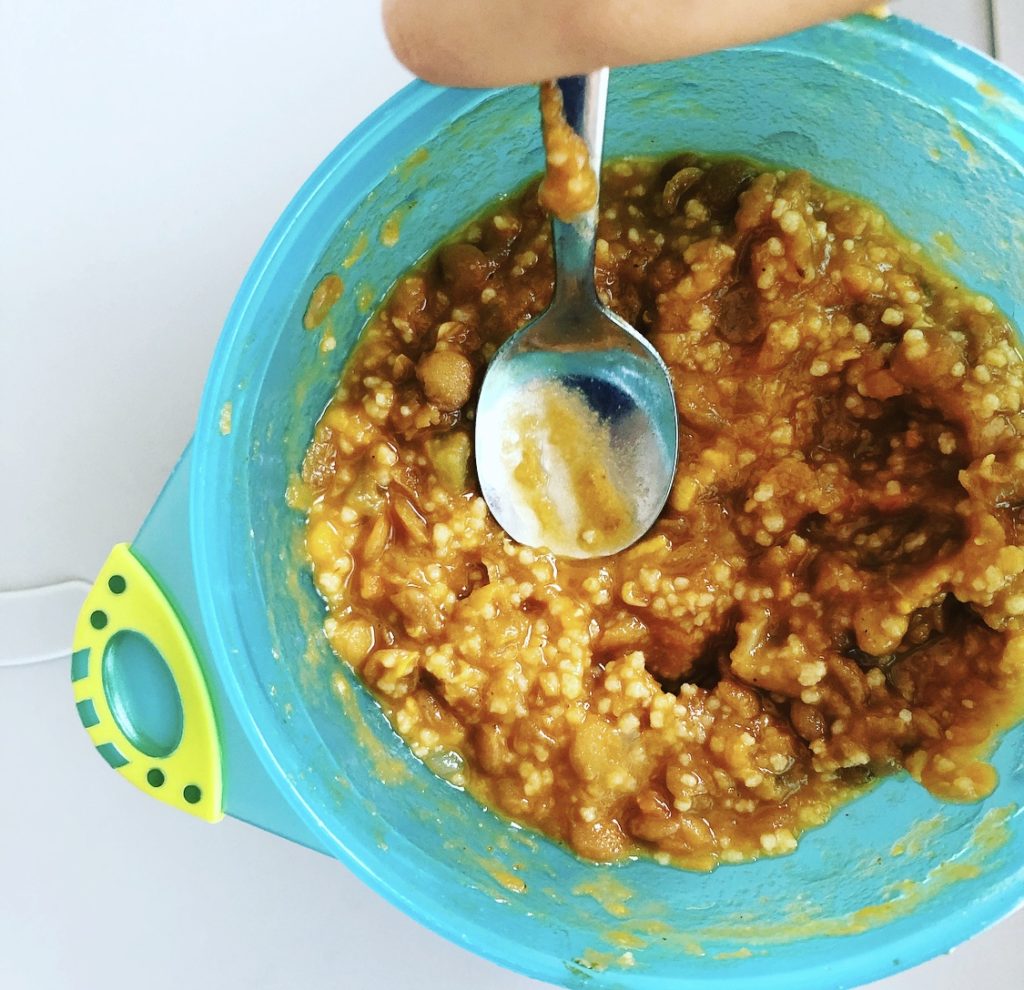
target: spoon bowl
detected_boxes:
[475,289,678,558]
[475,72,679,558]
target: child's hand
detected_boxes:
[383,0,873,87]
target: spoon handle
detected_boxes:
[552,70,608,306]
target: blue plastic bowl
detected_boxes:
[191,16,1024,990]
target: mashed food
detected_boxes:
[536,80,599,221]
[299,152,1024,868]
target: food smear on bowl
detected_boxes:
[298,152,1024,869]
[303,273,344,330]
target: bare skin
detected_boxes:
[382,0,873,87]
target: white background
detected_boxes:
[2,2,1022,988]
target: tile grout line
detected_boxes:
[987,0,999,59]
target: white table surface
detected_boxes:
[2,2,1021,988]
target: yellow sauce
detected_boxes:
[355,283,375,313]
[890,814,945,857]
[330,670,411,784]
[574,948,635,972]
[342,231,369,269]
[380,206,410,248]
[571,875,634,919]
[933,230,959,257]
[303,273,343,330]
[505,381,636,555]
[394,146,430,179]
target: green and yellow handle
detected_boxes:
[71,544,223,822]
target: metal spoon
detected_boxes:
[475,70,678,559]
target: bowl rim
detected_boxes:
[191,14,1024,989]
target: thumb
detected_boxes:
[383,0,873,88]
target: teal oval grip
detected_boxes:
[71,544,223,822]
[101,630,184,758]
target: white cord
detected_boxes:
[0,581,91,667]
